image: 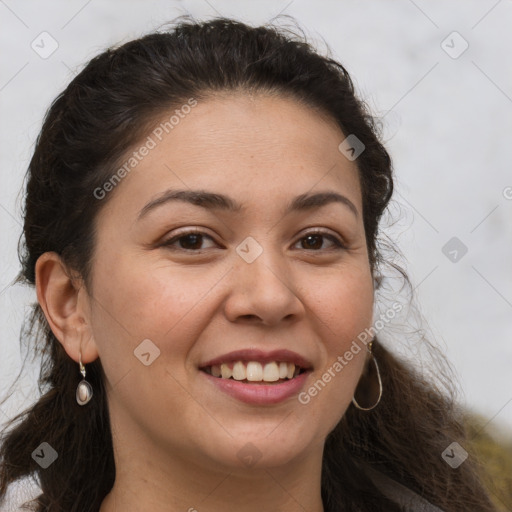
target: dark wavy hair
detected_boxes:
[0,15,497,512]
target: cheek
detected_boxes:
[88,255,228,427]
[298,265,373,429]
[306,264,374,347]
[89,253,229,360]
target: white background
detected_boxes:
[1,2,511,505]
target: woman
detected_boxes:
[0,16,497,512]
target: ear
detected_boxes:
[35,252,99,364]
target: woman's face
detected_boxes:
[84,92,374,472]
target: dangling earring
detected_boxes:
[352,340,382,411]
[76,351,93,406]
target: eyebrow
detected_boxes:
[137,188,359,220]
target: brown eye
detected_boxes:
[162,231,216,251]
[296,231,345,251]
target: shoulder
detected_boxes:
[364,465,446,511]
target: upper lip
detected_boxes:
[199,349,314,370]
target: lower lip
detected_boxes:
[200,370,311,405]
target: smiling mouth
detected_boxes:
[200,361,308,384]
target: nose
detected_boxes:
[223,241,305,327]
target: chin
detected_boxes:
[200,430,314,471]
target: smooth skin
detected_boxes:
[36,92,375,512]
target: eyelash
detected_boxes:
[161,229,346,253]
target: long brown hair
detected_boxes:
[0,16,496,512]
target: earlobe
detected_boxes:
[35,252,99,364]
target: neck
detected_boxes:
[100,452,325,512]
[101,476,324,511]
[99,423,325,512]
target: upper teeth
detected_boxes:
[208,361,299,382]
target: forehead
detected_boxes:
[98,92,362,221]
[165,92,352,169]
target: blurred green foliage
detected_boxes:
[464,413,512,511]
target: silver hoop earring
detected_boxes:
[76,352,93,406]
[352,341,382,411]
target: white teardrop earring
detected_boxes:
[76,352,93,406]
